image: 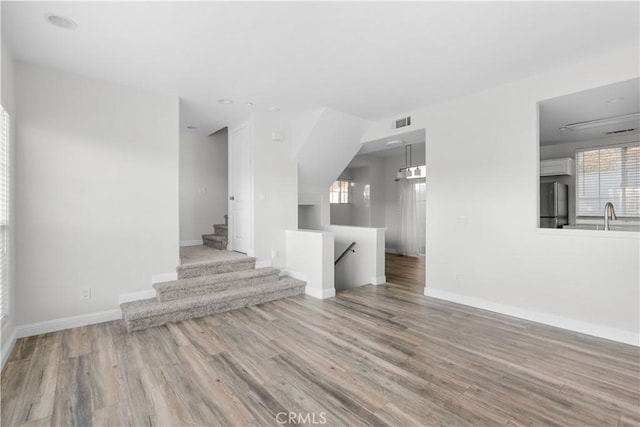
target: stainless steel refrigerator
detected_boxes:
[540,182,568,228]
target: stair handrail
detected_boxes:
[335,241,356,265]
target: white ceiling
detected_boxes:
[539,78,640,145]
[3,2,639,135]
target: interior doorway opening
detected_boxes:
[331,128,427,293]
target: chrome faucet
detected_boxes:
[604,202,617,231]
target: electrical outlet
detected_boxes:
[454,272,461,282]
[80,288,91,300]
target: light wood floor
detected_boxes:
[2,254,639,426]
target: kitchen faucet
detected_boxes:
[603,202,617,231]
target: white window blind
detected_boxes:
[0,106,9,321]
[330,180,351,204]
[576,143,640,218]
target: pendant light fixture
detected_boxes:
[397,144,414,179]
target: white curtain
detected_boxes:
[398,180,426,256]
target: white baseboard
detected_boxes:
[281,269,306,281]
[180,239,203,247]
[425,288,639,347]
[371,275,386,285]
[1,327,17,370]
[281,269,336,299]
[16,309,122,339]
[255,259,272,269]
[152,272,178,284]
[118,289,156,305]
[306,287,336,299]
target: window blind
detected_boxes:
[0,106,8,321]
[576,143,640,218]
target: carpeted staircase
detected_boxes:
[120,247,306,331]
[202,219,228,250]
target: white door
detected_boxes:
[229,123,252,254]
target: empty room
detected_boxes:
[1,2,639,426]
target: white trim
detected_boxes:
[425,288,639,347]
[118,289,156,305]
[305,287,336,299]
[371,275,386,285]
[255,259,272,269]
[180,239,203,247]
[152,272,178,284]
[281,269,306,281]
[15,309,122,339]
[282,269,336,299]
[1,327,17,369]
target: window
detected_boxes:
[0,106,9,321]
[330,180,351,204]
[576,142,640,218]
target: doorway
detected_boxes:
[328,128,427,293]
[228,122,252,254]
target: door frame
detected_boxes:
[228,121,254,255]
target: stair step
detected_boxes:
[154,267,280,301]
[213,223,228,236]
[121,277,306,331]
[203,234,226,243]
[202,234,227,250]
[177,253,255,279]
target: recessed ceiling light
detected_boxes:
[268,106,280,112]
[607,97,625,104]
[386,139,404,146]
[218,98,233,105]
[246,102,254,107]
[186,125,198,130]
[46,14,77,30]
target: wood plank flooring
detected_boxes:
[2,254,639,426]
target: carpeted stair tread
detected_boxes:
[179,247,247,267]
[153,267,280,301]
[203,234,226,243]
[213,224,228,236]
[121,277,305,330]
[177,252,254,279]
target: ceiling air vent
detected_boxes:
[392,116,411,130]
[605,128,638,135]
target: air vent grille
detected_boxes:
[392,116,411,130]
[605,128,638,135]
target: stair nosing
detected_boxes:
[123,278,305,321]
[154,267,279,292]
[177,256,256,271]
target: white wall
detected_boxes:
[15,63,180,325]
[251,113,298,269]
[540,133,639,225]
[325,225,385,291]
[330,154,386,228]
[1,38,17,366]
[363,46,640,345]
[179,129,228,244]
[285,229,335,299]
[295,108,370,194]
